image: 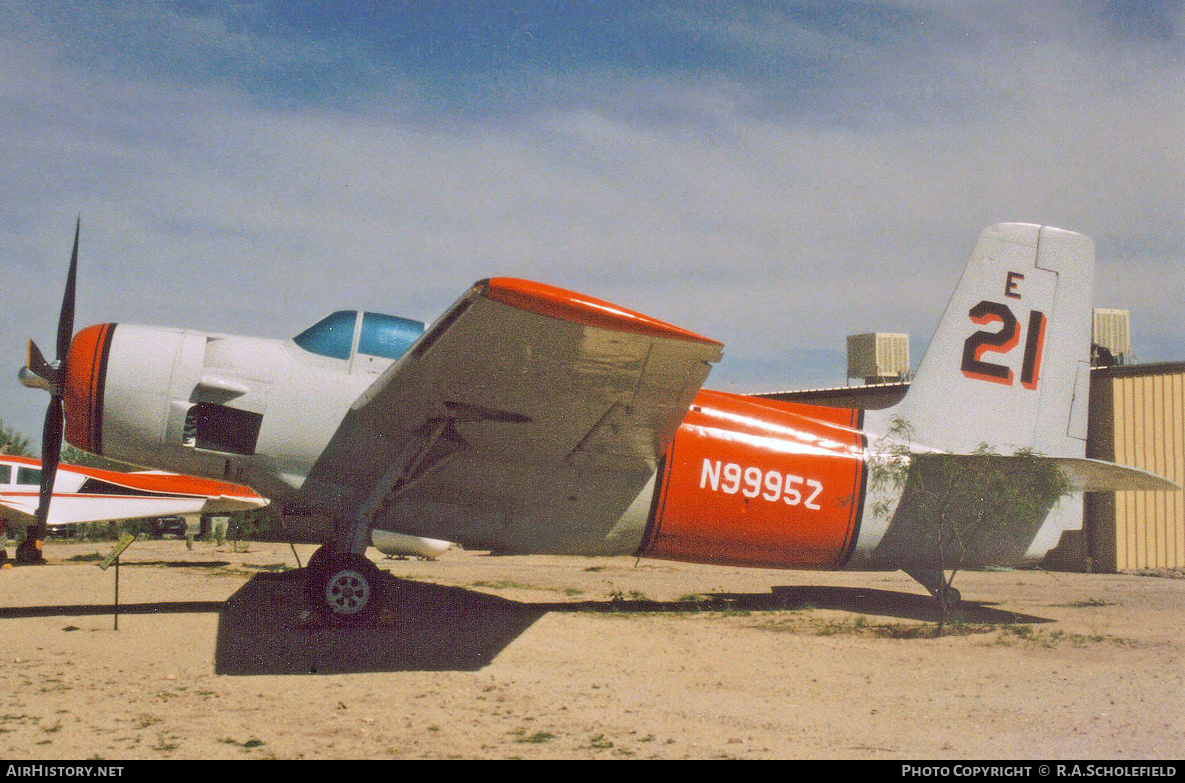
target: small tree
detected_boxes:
[0,420,32,457]
[870,417,1072,632]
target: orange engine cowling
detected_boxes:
[62,323,117,455]
[640,390,868,570]
[62,322,196,470]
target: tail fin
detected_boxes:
[862,224,1175,576]
[892,223,1094,458]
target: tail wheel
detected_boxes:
[315,552,383,623]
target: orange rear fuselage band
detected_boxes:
[640,389,867,570]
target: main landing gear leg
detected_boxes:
[305,518,384,624]
[904,568,961,609]
[303,416,461,623]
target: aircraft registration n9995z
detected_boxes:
[18,220,1176,622]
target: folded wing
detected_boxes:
[302,278,723,554]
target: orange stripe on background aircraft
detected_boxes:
[0,453,267,564]
[17,220,1175,621]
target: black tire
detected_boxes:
[15,538,44,565]
[303,543,336,604]
[315,552,383,623]
[306,543,335,575]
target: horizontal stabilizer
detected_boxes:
[1050,457,1179,492]
[869,449,1177,569]
[883,452,1178,492]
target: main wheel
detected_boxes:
[315,552,383,623]
[15,538,44,564]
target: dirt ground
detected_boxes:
[0,538,1181,760]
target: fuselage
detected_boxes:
[56,315,1070,571]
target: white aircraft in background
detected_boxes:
[18,220,1173,621]
[0,453,267,564]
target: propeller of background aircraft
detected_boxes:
[15,218,80,563]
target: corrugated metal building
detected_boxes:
[758,361,1185,573]
[1052,361,1185,572]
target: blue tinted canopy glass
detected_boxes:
[293,310,425,361]
[293,310,357,360]
[359,312,425,360]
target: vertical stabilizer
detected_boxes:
[890,223,1095,458]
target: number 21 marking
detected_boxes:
[961,300,1047,390]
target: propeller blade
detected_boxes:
[21,218,79,564]
[35,397,63,524]
[56,218,80,362]
[19,340,58,392]
[26,396,63,563]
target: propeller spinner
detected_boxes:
[15,218,80,564]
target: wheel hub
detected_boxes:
[325,568,371,615]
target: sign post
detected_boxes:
[99,532,135,630]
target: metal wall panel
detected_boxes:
[1093,365,1185,571]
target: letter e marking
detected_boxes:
[1005,271,1024,299]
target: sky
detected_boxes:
[1,1,1182,449]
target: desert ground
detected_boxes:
[0,537,1181,760]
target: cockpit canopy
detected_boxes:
[293,310,425,361]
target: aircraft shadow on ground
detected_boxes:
[0,563,1050,674]
[0,600,228,620]
[214,571,548,676]
[211,571,1052,676]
